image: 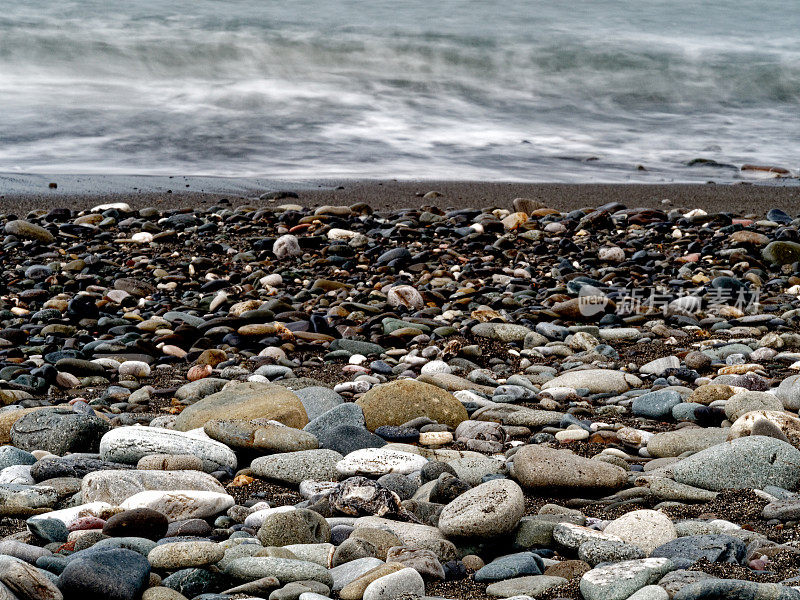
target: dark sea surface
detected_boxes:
[1,0,799,183]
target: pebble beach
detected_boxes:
[3,185,800,600]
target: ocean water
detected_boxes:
[1,0,799,183]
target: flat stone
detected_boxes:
[317,424,386,455]
[148,541,224,569]
[0,555,62,600]
[580,558,675,600]
[724,391,783,421]
[0,446,37,471]
[513,445,627,492]
[650,534,747,565]
[336,448,428,477]
[471,323,534,342]
[776,375,800,411]
[251,449,343,485]
[553,522,623,551]
[647,428,730,458]
[204,419,317,452]
[578,539,646,567]
[0,540,51,564]
[4,220,54,243]
[293,387,345,422]
[542,369,641,394]
[82,469,226,504]
[763,498,800,520]
[330,557,385,592]
[256,508,331,546]
[224,557,333,586]
[99,426,237,473]
[639,356,680,376]
[10,407,111,455]
[474,551,544,582]
[632,390,683,419]
[671,436,800,491]
[353,517,446,546]
[485,575,567,598]
[174,382,308,431]
[762,241,800,265]
[30,455,134,481]
[303,403,366,438]
[102,508,169,540]
[119,490,234,522]
[384,545,444,580]
[339,563,406,600]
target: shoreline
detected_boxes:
[2,179,800,214]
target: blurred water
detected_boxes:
[1,0,799,182]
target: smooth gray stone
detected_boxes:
[673,579,800,600]
[292,387,345,422]
[671,437,800,491]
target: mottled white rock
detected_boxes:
[92,202,131,212]
[598,246,625,262]
[336,448,428,477]
[0,465,34,485]
[120,490,234,522]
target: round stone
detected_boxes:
[602,510,677,554]
[437,479,524,538]
[356,379,468,431]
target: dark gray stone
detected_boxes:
[474,552,544,582]
[650,534,747,565]
[10,408,111,455]
[57,548,151,600]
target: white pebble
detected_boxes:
[118,361,151,378]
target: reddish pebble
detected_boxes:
[187,364,213,381]
[749,559,767,570]
[68,516,106,531]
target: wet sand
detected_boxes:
[2,179,800,214]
